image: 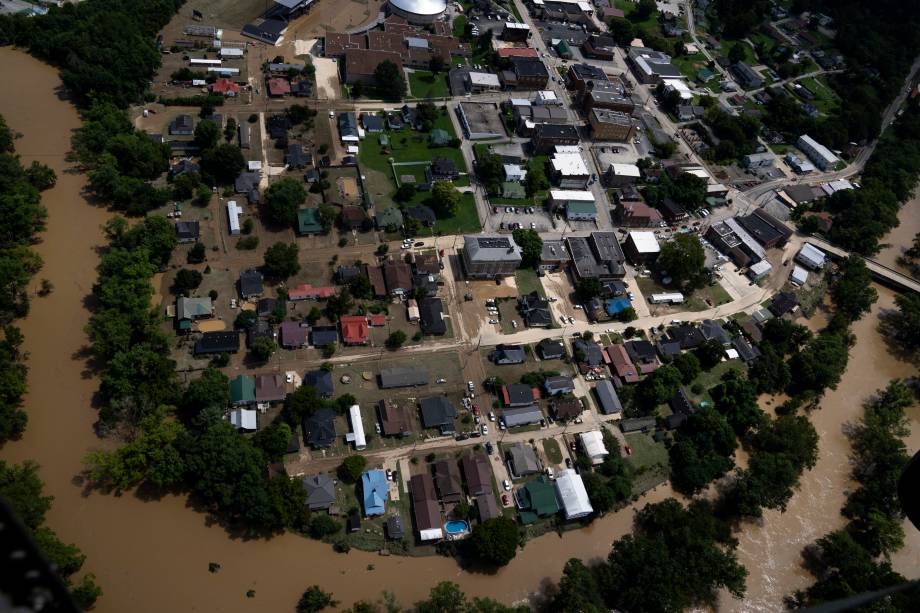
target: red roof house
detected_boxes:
[340,315,369,345]
[210,79,241,96]
[368,314,387,327]
[288,283,336,301]
[606,344,640,384]
[497,47,540,59]
[267,78,292,97]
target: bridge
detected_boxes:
[805,236,920,294]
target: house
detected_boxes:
[288,283,335,301]
[607,344,639,383]
[340,206,366,230]
[461,453,492,497]
[503,384,536,408]
[790,265,809,286]
[520,292,552,327]
[367,313,387,328]
[302,474,336,511]
[407,205,437,227]
[255,373,285,403]
[170,158,200,179]
[310,325,339,347]
[555,469,593,520]
[239,269,263,298]
[700,319,731,347]
[657,339,682,359]
[406,298,420,322]
[174,220,201,246]
[279,321,308,348]
[732,336,762,364]
[419,298,446,335]
[361,114,384,133]
[503,405,544,428]
[176,296,212,324]
[620,416,657,433]
[491,344,527,365]
[669,388,694,416]
[433,460,463,503]
[594,380,623,415]
[303,406,337,448]
[419,396,455,433]
[579,431,609,464]
[169,114,194,136]
[413,253,440,276]
[340,315,369,345]
[461,235,523,279]
[229,408,257,431]
[668,324,706,350]
[267,77,292,97]
[517,477,558,524]
[796,243,827,270]
[677,104,705,121]
[543,376,575,396]
[409,473,443,541]
[379,367,428,389]
[506,443,541,478]
[426,157,459,183]
[625,340,659,374]
[552,397,582,421]
[573,338,605,367]
[741,320,763,344]
[256,297,283,317]
[769,291,799,317]
[538,338,566,360]
[247,321,273,348]
[337,112,359,141]
[229,374,256,405]
[732,61,763,89]
[366,264,387,298]
[378,399,412,437]
[383,258,412,297]
[194,331,239,355]
[226,200,242,236]
[375,206,404,230]
[285,144,310,169]
[429,128,450,146]
[303,369,334,398]
[385,514,405,540]
[361,469,389,516]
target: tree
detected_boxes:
[252,422,292,462]
[188,242,206,264]
[183,368,230,417]
[882,293,920,354]
[474,148,504,194]
[171,268,203,295]
[608,18,635,45]
[349,274,373,300]
[831,257,877,321]
[633,0,657,21]
[511,229,543,267]
[308,513,342,538]
[394,183,416,202]
[747,343,791,393]
[694,339,726,370]
[285,385,326,421]
[250,336,277,362]
[657,233,706,289]
[669,408,737,494]
[671,352,701,384]
[634,365,682,413]
[574,278,603,302]
[430,181,460,217]
[338,455,367,483]
[374,60,407,101]
[524,163,549,198]
[263,178,307,227]
[468,516,520,567]
[263,242,300,279]
[193,119,220,150]
[551,559,604,613]
[71,574,103,610]
[234,309,258,330]
[788,331,850,396]
[429,55,447,73]
[298,586,339,612]
[710,371,765,437]
[0,460,52,531]
[200,143,245,185]
[386,330,407,349]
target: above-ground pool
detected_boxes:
[444,520,470,535]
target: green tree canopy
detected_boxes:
[338,455,367,483]
[512,228,543,267]
[250,336,277,362]
[200,143,245,185]
[831,257,878,322]
[430,181,461,217]
[469,516,520,567]
[657,233,706,289]
[263,242,300,279]
[193,119,220,150]
[297,585,339,612]
[263,178,307,227]
[374,60,407,101]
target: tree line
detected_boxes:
[0,115,53,442]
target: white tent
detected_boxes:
[555,469,593,520]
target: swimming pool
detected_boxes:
[444,520,469,535]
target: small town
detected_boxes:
[3,0,920,611]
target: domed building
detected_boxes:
[387,0,447,24]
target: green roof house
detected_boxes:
[375,206,404,229]
[229,374,256,406]
[429,129,450,146]
[517,476,559,524]
[297,208,324,235]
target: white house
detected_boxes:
[579,431,609,465]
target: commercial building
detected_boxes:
[739,208,792,248]
[604,163,641,186]
[457,102,505,139]
[501,21,531,42]
[627,47,682,83]
[503,57,550,90]
[581,34,617,60]
[566,232,626,281]
[461,234,522,278]
[550,189,595,217]
[550,152,591,188]
[742,152,774,168]
[342,49,403,84]
[614,201,663,227]
[465,71,501,92]
[566,63,608,92]
[531,124,579,154]
[583,79,635,113]
[387,0,446,24]
[797,134,840,171]
[589,108,634,141]
[747,259,773,282]
[623,231,660,264]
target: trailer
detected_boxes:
[207,67,240,76]
[184,25,222,39]
[189,58,221,66]
[649,292,685,305]
[219,47,244,58]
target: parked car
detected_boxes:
[481,424,489,435]
[565,458,573,468]
[502,479,511,491]
[488,411,495,421]
[501,493,510,505]
[485,441,494,454]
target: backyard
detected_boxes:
[624,431,670,496]
[514,268,545,297]
[636,277,733,312]
[408,70,450,99]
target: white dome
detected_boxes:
[389,0,447,17]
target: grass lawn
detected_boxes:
[721,39,756,65]
[514,268,545,297]
[672,52,708,82]
[798,76,840,115]
[543,438,563,464]
[452,15,466,38]
[497,299,519,335]
[408,70,450,99]
[624,431,670,496]
[685,359,745,405]
[432,193,481,235]
[684,283,733,311]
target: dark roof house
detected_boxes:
[303,407,336,448]
[303,369,334,398]
[491,344,526,365]
[419,396,455,433]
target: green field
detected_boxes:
[797,76,840,114]
[543,438,563,464]
[515,268,545,297]
[685,359,745,404]
[408,70,450,99]
[625,431,670,496]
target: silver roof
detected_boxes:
[389,0,447,16]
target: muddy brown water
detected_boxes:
[0,47,674,612]
[3,45,920,612]
[874,194,920,278]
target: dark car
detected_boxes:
[485,441,494,454]
[414,241,424,247]
[565,457,572,468]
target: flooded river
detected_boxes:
[0,47,675,612]
[874,195,920,278]
[3,45,920,612]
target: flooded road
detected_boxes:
[726,286,920,612]
[0,46,674,612]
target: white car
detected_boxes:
[436,378,447,383]
[481,424,488,435]
[573,304,583,310]
[569,316,576,324]
[285,373,293,383]
[489,319,499,324]
[503,479,511,491]
[511,320,517,328]
[488,411,495,421]
[530,222,536,229]
[468,380,475,390]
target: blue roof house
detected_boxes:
[361,469,389,516]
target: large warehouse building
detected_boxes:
[388,0,447,24]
